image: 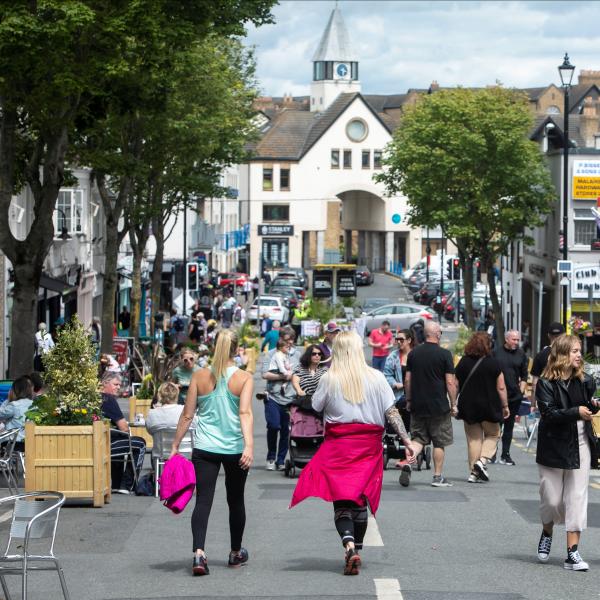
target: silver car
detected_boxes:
[362,303,436,336]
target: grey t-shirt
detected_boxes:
[311,369,395,426]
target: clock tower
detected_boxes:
[310,6,361,112]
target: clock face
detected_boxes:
[336,63,349,78]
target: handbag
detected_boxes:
[456,357,484,405]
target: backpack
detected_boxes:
[135,472,155,496]
[174,317,185,332]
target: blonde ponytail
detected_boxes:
[212,329,239,380]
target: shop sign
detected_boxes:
[571,264,600,299]
[528,264,545,278]
[337,269,357,297]
[258,224,294,236]
[313,269,333,298]
[573,160,600,200]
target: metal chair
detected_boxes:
[0,491,70,599]
[110,429,141,489]
[152,428,193,497]
[0,430,21,494]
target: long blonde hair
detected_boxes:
[211,329,239,380]
[326,331,377,404]
[541,334,584,381]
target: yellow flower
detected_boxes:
[81,409,87,415]
[74,408,81,413]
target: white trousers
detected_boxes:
[538,421,591,532]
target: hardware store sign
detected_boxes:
[573,160,600,200]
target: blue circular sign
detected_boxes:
[336,63,348,77]
[392,213,401,224]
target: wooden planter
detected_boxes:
[25,420,111,507]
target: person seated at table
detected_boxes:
[100,372,146,495]
[146,382,196,453]
[0,376,34,452]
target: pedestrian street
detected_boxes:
[3,368,599,600]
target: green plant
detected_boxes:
[137,374,154,400]
[452,325,474,356]
[306,298,337,325]
[27,317,101,425]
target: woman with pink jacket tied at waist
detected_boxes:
[290,331,415,575]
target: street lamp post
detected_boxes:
[558,53,575,330]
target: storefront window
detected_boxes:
[262,238,289,269]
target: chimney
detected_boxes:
[579,96,599,148]
[429,80,439,92]
[283,93,293,105]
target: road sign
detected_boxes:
[557,260,572,274]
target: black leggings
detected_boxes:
[191,448,248,553]
[333,500,368,550]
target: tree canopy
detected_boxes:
[376,86,556,331]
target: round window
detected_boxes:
[346,119,368,142]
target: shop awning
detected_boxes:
[39,274,78,296]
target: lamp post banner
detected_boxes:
[573,160,600,199]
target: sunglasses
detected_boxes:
[311,352,323,356]
[396,338,406,342]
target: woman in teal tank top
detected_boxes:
[170,329,254,576]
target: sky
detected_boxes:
[245,0,600,97]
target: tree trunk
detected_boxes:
[128,226,150,339]
[150,216,165,335]
[101,213,120,354]
[9,261,42,377]
[462,255,476,330]
[486,261,505,342]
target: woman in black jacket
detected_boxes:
[535,334,599,571]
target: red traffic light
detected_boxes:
[189,265,197,272]
[453,259,460,266]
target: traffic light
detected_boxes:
[446,258,454,280]
[186,262,198,291]
[452,258,461,280]
[174,263,185,288]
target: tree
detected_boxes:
[0,1,276,370]
[376,87,555,335]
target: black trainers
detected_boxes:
[399,464,412,487]
[499,454,516,466]
[537,530,552,563]
[192,554,209,576]
[228,547,249,568]
[564,545,589,571]
[473,459,489,482]
[343,548,361,575]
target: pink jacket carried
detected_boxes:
[290,422,385,515]
[158,454,196,514]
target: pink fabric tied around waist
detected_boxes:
[289,422,385,515]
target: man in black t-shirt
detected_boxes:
[530,322,565,408]
[405,321,457,487]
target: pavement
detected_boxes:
[1,274,598,599]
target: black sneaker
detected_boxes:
[499,454,516,466]
[537,530,552,563]
[564,545,589,571]
[228,547,249,568]
[343,548,361,575]
[473,460,489,482]
[192,554,209,576]
[399,464,412,487]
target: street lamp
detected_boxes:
[558,53,575,330]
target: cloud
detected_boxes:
[245,0,600,96]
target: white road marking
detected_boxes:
[364,514,384,546]
[374,577,404,600]
[0,511,12,523]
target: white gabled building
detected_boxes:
[240,6,429,278]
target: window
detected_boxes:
[346,119,368,142]
[262,238,289,269]
[343,149,352,169]
[280,167,290,191]
[331,149,340,169]
[262,167,273,191]
[546,105,561,114]
[351,62,359,81]
[54,189,83,235]
[362,150,370,169]
[373,150,383,169]
[263,204,289,222]
[325,61,333,80]
[574,209,598,245]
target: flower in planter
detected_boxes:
[26,316,102,425]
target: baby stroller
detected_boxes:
[284,403,324,478]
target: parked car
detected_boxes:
[275,268,308,289]
[217,272,249,287]
[270,276,305,298]
[414,281,456,306]
[406,269,440,292]
[268,287,299,309]
[355,297,391,316]
[362,303,436,337]
[247,296,290,324]
[444,290,490,322]
[355,265,374,286]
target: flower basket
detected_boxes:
[25,420,111,507]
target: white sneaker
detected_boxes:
[564,546,589,571]
[266,460,275,471]
[473,459,489,481]
[467,473,479,483]
[431,475,453,487]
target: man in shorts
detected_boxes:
[404,321,457,487]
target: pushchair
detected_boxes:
[284,404,324,478]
